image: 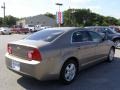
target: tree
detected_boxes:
[104,16,119,25]
[44,12,55,19]
[63,9,120,27]
[1,15,19,27]
[118,19,120,25]
[0,17,3,27]
[63,9,72,26]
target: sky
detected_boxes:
[0,0,120,19]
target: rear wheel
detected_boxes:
[29,29,33,33]
[9,33,12,35]
[107,48,115,62]
[24,32,27,34]
[59,60,78,84]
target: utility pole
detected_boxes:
[1,2,6,26]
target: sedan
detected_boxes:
[5,27,115,84]
[85,26,120,48]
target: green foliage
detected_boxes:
[44,12,55,19]
[63,9,120,27]
[0,17,3,27]
[0,15,19,27]
[0,10,119,27]
[118,19,120,25]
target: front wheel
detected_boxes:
[107,48,115,62]
[114,39,120,48]
[59,60,78,84]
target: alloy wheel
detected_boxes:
[64,63,76,81]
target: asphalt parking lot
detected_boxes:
[0,34,120,90]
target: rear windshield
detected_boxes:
[26,29,64,42]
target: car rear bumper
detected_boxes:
[5,53,59,80]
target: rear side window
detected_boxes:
[72,31,91,42]
[26,29,64,42]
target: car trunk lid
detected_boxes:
[8,39,49,60]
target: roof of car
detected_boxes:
[45,27,85,32]
[85,26,109,28]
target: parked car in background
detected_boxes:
[34,24,43,31]
[11,25,29,34]
[85,26,120,48]
[5,27,115,84]
[34,24,51,31]
[24,24,35,32]
[43,26,52,29]
[0,27,11,35]
[109,26,120,33]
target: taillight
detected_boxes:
[7,44,12,54]
[27,48,42,61]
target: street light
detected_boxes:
[1,2,6,26]
[56,3,63,11]
[56,3,63,27]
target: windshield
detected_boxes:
[26,29,64,42]
[104,28,115,34]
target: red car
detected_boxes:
[11,25,29,34]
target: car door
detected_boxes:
[88,31,110,60]
[71,30,97,66]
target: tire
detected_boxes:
[29,29,33,33]
[59,60,78,84]
[114,39,120,48]
[1,32,4,35]
[107,47,115,62]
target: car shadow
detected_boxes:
[17,57,120,90]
